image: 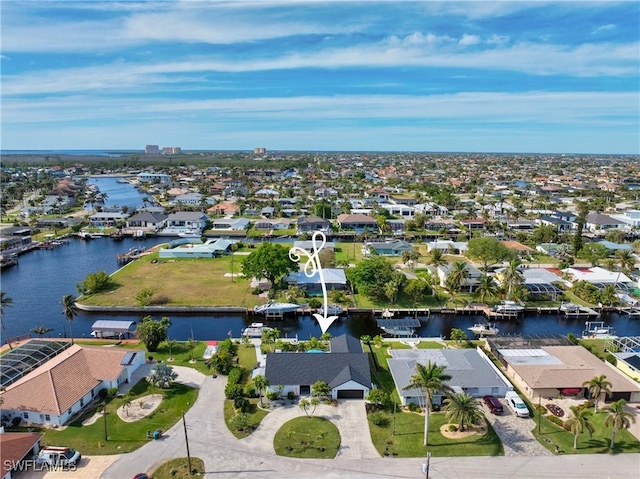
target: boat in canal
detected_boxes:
[468,323,500,336]
[493,300,524,314]
[241,322,273,337]
[253,301,300,315]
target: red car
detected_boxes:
[483,395,504,415]
[133,474,149,479]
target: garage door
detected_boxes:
[337,389,364,399]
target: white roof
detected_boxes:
[562,266,632,284]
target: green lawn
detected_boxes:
[274,416,341,458]
[151,457,205,479]
[38,380,198,455]
[120,341,213,375]
[532,408,640,454]
[223,399,270,439]
[368,410,503,457]
[78,252,260,308]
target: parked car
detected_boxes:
[483,395,504,415]
[505,391,530,418]
[35,447,81,468]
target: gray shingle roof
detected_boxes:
[329,334,363,353]
[265,351,371,388]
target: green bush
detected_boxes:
[267,391,279,401]
[308,298,322,308]
[225,384,244,400]
[287,391,296,400]
[369,411,389,427]
[548,415,565,428]
[407,403,421,412]
[227,367,243,386]
[448,424,458,432]
[244,383,256,397]
[233,397,251,413]
[605,353,617,366]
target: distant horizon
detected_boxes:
[1,148,638,157]
[2,2,638,154]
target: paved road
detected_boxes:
[98,367,640,479]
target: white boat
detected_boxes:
[253,301,300,314]
[560,302,581,313]
[203,340,219,359]
[581,321,617,339]
[241,322,273,337]
[381,309,394,318]
[77,231,95,240]
[494,300,524,314]
[319,304,344,316]
[178,231,202,238]
[468,323,499,336]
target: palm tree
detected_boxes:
[442,392,483,431]
[428,248,446,268]
[403,360,453,446]
[600,285,618,306]
[146,361,178,389]
[582,374,612,412]
[61,294,78,344]
[164,339,177,361]
[448,261,470,292]
[253,375,269,406]
[0,291,14,350]
[603,399,635,449]
[402,250,421,271]
[475,274,498,304]
[30,325,54,338]
[615,249,635,274]
[187,337,198,362]
[160,316,172,340]
[443,275,461,306]
[501,258,523,300]
[565,405,595,449]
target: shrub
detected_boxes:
[229,412,250,431]
[267,391,279,401]
[308,298,322,309]
[98,388,108,398]
[287,391,296,400]
[369,411,389,427]
[108,387,119,397]
[224,384,244,400]
[408,403,421,412]
[233,397,250,413]
[448,424,458,432]
[227,367,243,386]
[548,415,565,428]
[605,353,617,366]
[244,383,256,398]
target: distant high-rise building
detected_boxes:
[145,144,159,155]
[161,146,182,155]
[254,147,266,154]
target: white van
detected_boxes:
[505,391,530,418]
[35,447,81,468]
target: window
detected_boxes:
[45,414,51,421]
[67,408,72,415]
[80,398,84,407]
[91,389,95,398]
[23,412,29,419]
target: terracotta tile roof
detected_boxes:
[0,345,143,415]
[0,432,44,465]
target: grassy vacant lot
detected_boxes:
[274,416,341,458]
[368,411,503,457]
[151,457,205,479]
[80,252,260,308]
[120,340,213,375]
[532,408,640,454]
[40,379,198,455]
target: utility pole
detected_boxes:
[538,395,542,435]
[422,451,431,479]
[392,397,397,436]
[182,411,192,474]
[102,402,108,442]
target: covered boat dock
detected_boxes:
[91,320,137,339]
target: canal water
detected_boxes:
[2,177,640,342]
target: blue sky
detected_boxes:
[1,1,638,154]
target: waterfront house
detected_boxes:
[163,212,207,235]
[561,266,634,291]
[264,334,371,399]
[137,172,170,183]
[88,211,129,228]
[387,348,512,407]
[296,216,332,235]
[285,268,348,294]
[172,192,204,206]
[254,218,291,231]
[336,213,377,232]
[125,211,167,232]
[437,262,482,292]
[211,217,250,231]
[585,212,627,233]
[208,203,241,217]
[379,203,415,218]
[0,343,145,427]
[159,238,235,259]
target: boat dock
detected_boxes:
[617,307,640,318]
[562,306,600,319]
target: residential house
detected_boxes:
[585,213,626,232]
[437,262,482,292]
[159,238,235,259]
[88,211,129,228]
[390,194,417,206]
[494,345,640,402]
[366,187,390,201]
[137,172,170,183]
[336,213,377,232]
[164,212,208,235]
[0,344,145,427]
[255,188,279,199]
[387,348,512,406]
[208,203,240,217]
[211,217,251,231]
[125,211,167,232]
[561,266,634,291]
[536,215,574,233]
[502,240,535,258]
[426,240,468,254]
[172,192,204,206]
[379,203,415,218]
[254,218,291,231]
[264,334,371,399]
[285,268,348,294]
[364,239,413,256]
[611,352,640,383]
[0,432,44,479]
[296,216,332,235]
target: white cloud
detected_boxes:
[592,24,617,34]
[459,34,481,47]
[486,34,510,45]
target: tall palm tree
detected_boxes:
[442,392,483,431]
[253,375,269,406]
[0,291,14,350]
[565,405,595,449]
[61,294,78,344]
[501,258,523,300]
[475,274,498,304]
[603,399,635,449]
[582,374,612,412]
[403,361,453,446]
[448,261,470,292]
[600,285,618,306]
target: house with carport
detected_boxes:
[264,334,371,399]
[0,432,44,479]
[387,348,512,407]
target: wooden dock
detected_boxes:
[562,306,600,319]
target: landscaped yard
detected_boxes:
[151,457,205,479]
[274,416,341,458]
[367,410,503,457]
[532,407,640,455]
[37,379,198,455]
[120,340,213,375]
